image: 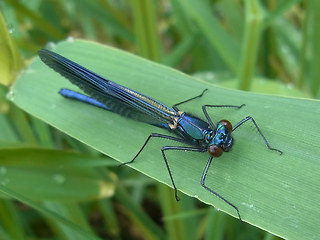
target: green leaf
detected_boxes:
[0,148,115,201]
[177,0,239,73]
[264,0,303,26]
[238,0,264,90]
[0,11,23,86]
[0,185,100,240]
[11,39,320,240]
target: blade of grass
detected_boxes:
[97,199,120,237]
[99,168,166,240]
[7,105,37,144]
[0,11,23,86]
[31,117,54,148]
[4,0,64,40]
[11,40,320,240]
[238,0,264,90]
[131,0,161,61]
[159,185,185,240]
[0,185,100,240]
[171,0,196,36]
[163,32,198,67]
[178,196,198,240]
[64,0,133,42]
[0,87,20,143]
[204,208,227,240]
[177,0,239,73]
[309,0,320,97]
[217,0,244,39]
[43,201,93,240]
[0,200,25,240]
[298,1,310,89]
[0,148,115,200]
[273,18,301,84]
[264,0,303,27]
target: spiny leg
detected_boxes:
[202,104,246,129]
[232,116,283,154]
[160,146,207,201]
[201,156,242,221]
[172,89,208,111]
[119,133,191,167]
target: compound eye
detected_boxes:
[208,145,223,157]
[219,120,232,132]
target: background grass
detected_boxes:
[0,0,319,240]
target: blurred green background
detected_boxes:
[0,0,319,239]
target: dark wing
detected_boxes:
[38,49,178,126]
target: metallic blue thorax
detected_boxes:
[171,113,233,151]
[164,112,209,147]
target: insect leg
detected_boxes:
[119,134,191,167]
[232,116,283,154]
[201,104,245,129]
[201,156,242,221]
[172,89,208,111]
[160,146,206,201]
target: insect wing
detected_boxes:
[38,49,178,126]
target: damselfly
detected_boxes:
[38,49,282,220]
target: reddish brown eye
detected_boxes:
[208,145,223,157]
[220,120,232,132]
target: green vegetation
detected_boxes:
[0,1,319,240]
